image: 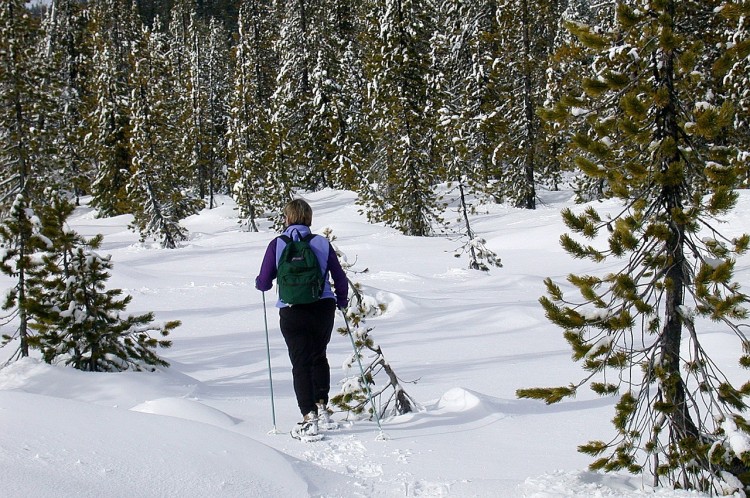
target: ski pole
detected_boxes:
[262,291,279,434]
[340,308,388,440]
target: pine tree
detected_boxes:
[323,0,370,192]
[359,0,443,236]
[544,0,606,202]
[184,13,231,208]
[40,0,92,202]
[226,0,280,231]
[432,0,495,186]
[127,21,202,248]
[85,0,141,217]
[27,192,178,372]
[201,17,231,207]
[0,0,60,208]
[269,0,318,189]
[715,0,750,186]
[165,0,201,208]
[0,0,57,358]
[431,0,503,270]
[303,0,368,190]
[519,0,750,492]
[490,0,559,209]
[0,194,46,360]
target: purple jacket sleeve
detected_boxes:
[327,244,349,308]
[255,239,278,291]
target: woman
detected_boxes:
[255,199,349,440]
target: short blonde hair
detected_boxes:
[283,199,313,226]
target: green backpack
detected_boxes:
[277,234,325,305]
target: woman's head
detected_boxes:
[283,198,313,227]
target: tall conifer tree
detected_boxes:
[0,0,55,358]
[201,17,231,207]
[127,22,202,248]
[715,0,750,185]
[227,0,280,231]
[182,13,231,208]
[41,0,91,202]
[520,0,750,492]
[85,0,140,216]
[359,0,442,236]
[431,0,503,269]
[269,0,318,190]
[490,0,559,209]
[323,0,369,192]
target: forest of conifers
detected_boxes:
[2,0,749,246]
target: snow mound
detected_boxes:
[0,356,52,389]
[131,397,240,427]
[0,357,201,409]
[0,390,316,498]
[371,288,405,315]
[437,387,484,412]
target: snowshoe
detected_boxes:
[291,412,324,442]
[316,402,339,431]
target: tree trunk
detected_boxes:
[521,0,536,210]
[10,0,30,357]
[656,0,700,484]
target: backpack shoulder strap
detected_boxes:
[279,234,292,244]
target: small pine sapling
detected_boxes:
[322,228,419,419]
[450,180,502,271]
[27,192,179,371]
[0,193,47,360]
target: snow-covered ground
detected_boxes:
[2,188,747,497]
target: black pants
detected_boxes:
[279,298,336,416]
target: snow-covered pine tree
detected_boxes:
[306,30,345,189]
[322,228,418,419]
[40,0,92,203]
[519,0,750,492]
[714,0,750,186]
[431,0,503,271]
[450,179,503,272]
[184,14,231,209]
[432,0,497,189]
[0,195,46,361]
[127,21,203,249]
[303,0,367,190]
[226,0,279,231]
[322,0,370,192]
[537,0,593,197]
[268,0,318,191]
[0,0,61,208]
[185,12,211,205]
[27,192,178,372]
[489,0,560,209]
[0,0,59,359]
[85,0,141,217]
[542,0,606,202]
[358,0,443,237]
[165,0,202,207]
[201,17,231,207]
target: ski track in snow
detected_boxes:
[288,428,456,497]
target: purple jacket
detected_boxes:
[255,224,349,308]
